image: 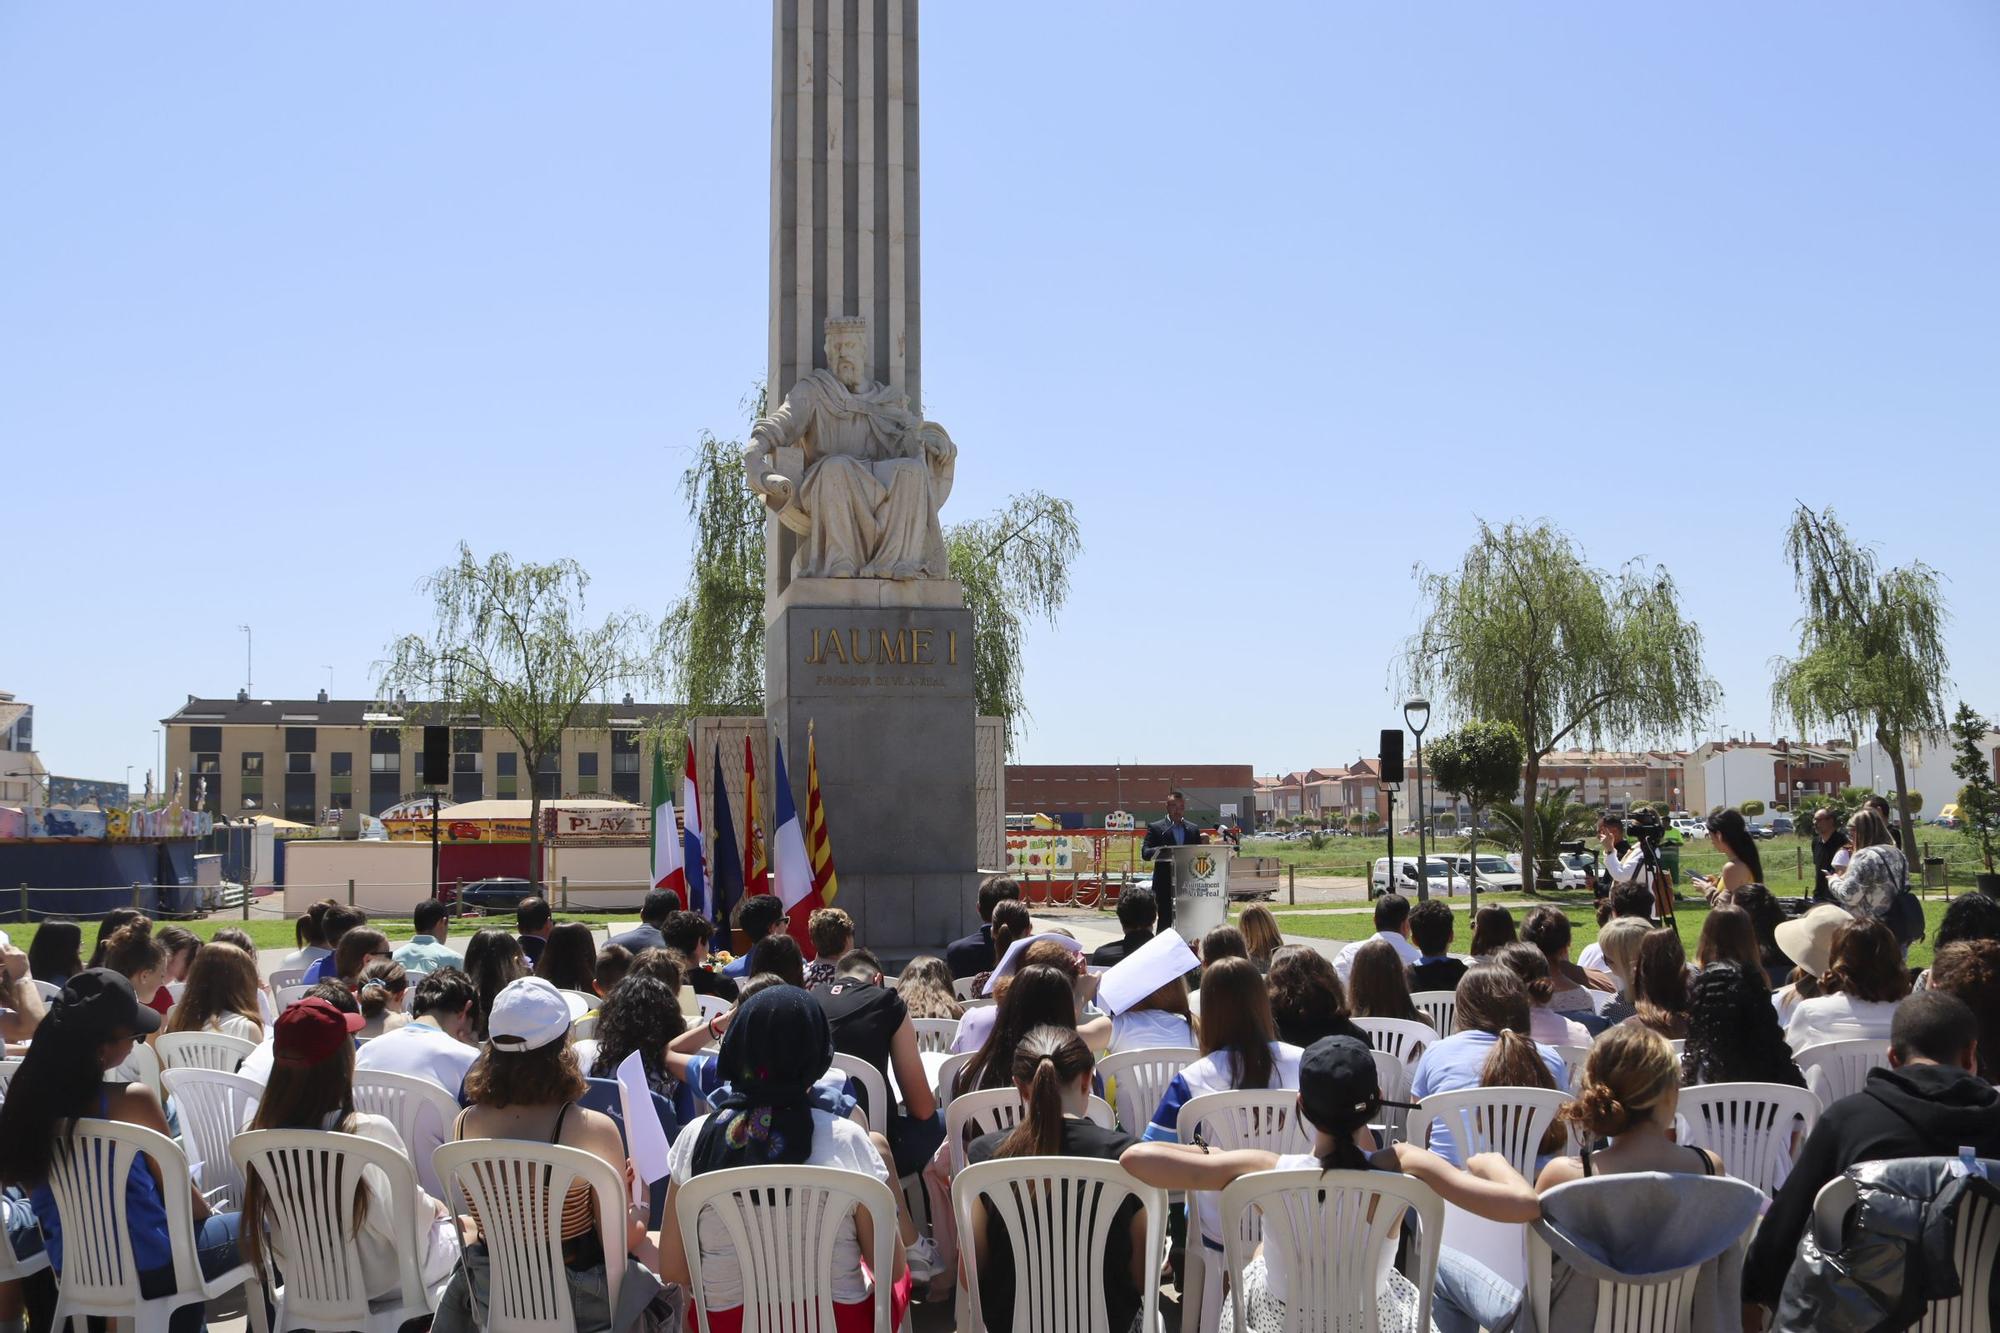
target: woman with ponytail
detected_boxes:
[1123,1035,1541,1333]
[964,1026,1148,1331]
[1536,1023,1723,1190]
[353,958,410,1038]
[1495,943,1591,1048]
[1408,966,1567,1165]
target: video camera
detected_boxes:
[1623,808,1666,845]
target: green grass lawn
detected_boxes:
[1243,828,1992,896]
[1233,895,1962,971]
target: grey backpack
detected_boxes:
[1776,1155,1999,1333]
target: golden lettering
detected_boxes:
[913,628,935,664]
[825,629,847,664]
[948,630,959,666]
[848,629,870,664]
[806,628,823,664]
[877,629,899,664]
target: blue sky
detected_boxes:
[5,3,1997,787]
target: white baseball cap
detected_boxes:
[487,977,572,1052]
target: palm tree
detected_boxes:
[1482,785,1595,887]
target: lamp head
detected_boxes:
[1403,698,1431,734]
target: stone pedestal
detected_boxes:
[766,581,980,951]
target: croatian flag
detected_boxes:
[770,737,814,929]
[681,737,708,917]
[650,743,684,894]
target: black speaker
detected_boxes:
[422,725,450,787]
[1380,728,1405,786]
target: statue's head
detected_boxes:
[824,316,869,392]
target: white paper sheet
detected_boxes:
[1096,929,1200,1016]
[615,1049,672,1204]
[985,931,1083,990]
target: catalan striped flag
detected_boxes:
[742,736,770,898]
[805,720,839,909]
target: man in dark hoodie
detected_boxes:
[1744,990,2000,1311]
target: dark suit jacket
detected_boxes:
[1088,931,1155,968]
[945,925,995,980]
[1142,819,1205,923]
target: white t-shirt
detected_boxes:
[266,1114,459,1301]
[667,1109,890,1310]
[277,945,331,973]
[1577,942,1606,974]
[354,1020,479,1097]
[1528,1006,1590,1050]
[1785,994,1899,1053]
[1333,932,1422,983]
[1109,1009,1194,1054]
[1261,1153,1399,1308]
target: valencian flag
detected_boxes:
[681,737,708,917]
[649,743,683,895]
[805,721,840,911]
[706,743,744,941]
[742,736,770,898]
[770,736,814,948]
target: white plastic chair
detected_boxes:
[156,1030,257,1073]
[1418,1086,1571,1175]
[697,993,732,1024]
[351,1068,461,1199]
[1809,1170,2000,1333]
[1676,1082,1823,1199]
[935,1050,978,1111]
[1371,1048,1413,1144]
[829,1052,891,1135]
[273,983,312,1012]
[912,1017,959,1054]
[432,1139,627,1333]
[110,1038,166,1103]
[1353,1016,1436,1067]
[31,979,62,1003]
[160,1067,262,1210]
[1220,1167,1444,1333]
[1098,1046,1200,1136]
[570,1012,597,1041]
[1524,1224,1710,1333]
[953,976,983,1002]
[231,1127,450,1333]
[953,1156,1167,1333]
[946,1087,1116,1174]
[1551,1043,1593,1092]
[0,1057,23,1103]
[675,1163,899,1333]
[555,989,596,1021]
[1177,1090,1317,1333]
[267,966,310,990]
[1794,1038,1891,1106]
[1411,990,1458,1034]
[962,996,996,1011]
[45,1118,265,1333]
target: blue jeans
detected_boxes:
[135,1211,244,1333]
[887,1109,947,1177]
[1431,1244,1522,1333]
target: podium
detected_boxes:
[1160,843,1231,943]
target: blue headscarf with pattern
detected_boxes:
[686,984,834,1176]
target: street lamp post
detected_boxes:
[1404,698,1432,902]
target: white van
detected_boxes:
[1370,856,1458,896]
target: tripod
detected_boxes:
[1631,834,1676,923]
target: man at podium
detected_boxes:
[1141,789,1206,934]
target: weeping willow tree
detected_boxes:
[1771,505,1949,853]
[379,544,655,885]
[945,490,1083,756]
[1405,521,1717,891]
[657,422,769,753]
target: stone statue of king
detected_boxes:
[744,315,958,582]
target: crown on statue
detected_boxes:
[823,315,869,341]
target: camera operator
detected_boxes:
[1595,811,1647,896]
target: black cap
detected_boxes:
[55,968,161,1036]
[1299,1035,1416,1129]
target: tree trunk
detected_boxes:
[1521,752,1543,894]
[1467,811,1481,914]
[1880,723,1918,861]
[529,765,545,891]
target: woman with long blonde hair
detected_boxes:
[1236,905,1284,971]
[894,955,963,1021]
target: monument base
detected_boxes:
[766,590,980,953]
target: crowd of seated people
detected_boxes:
[0,855,1990,1333]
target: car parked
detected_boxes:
[457,877,539,911]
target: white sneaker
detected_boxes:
[906,1236,944,1284]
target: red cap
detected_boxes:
[273,996,364,1066]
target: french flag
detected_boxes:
[681,737,708,918]
[770,737,813,940]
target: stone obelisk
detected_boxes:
[761,0,978,953]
